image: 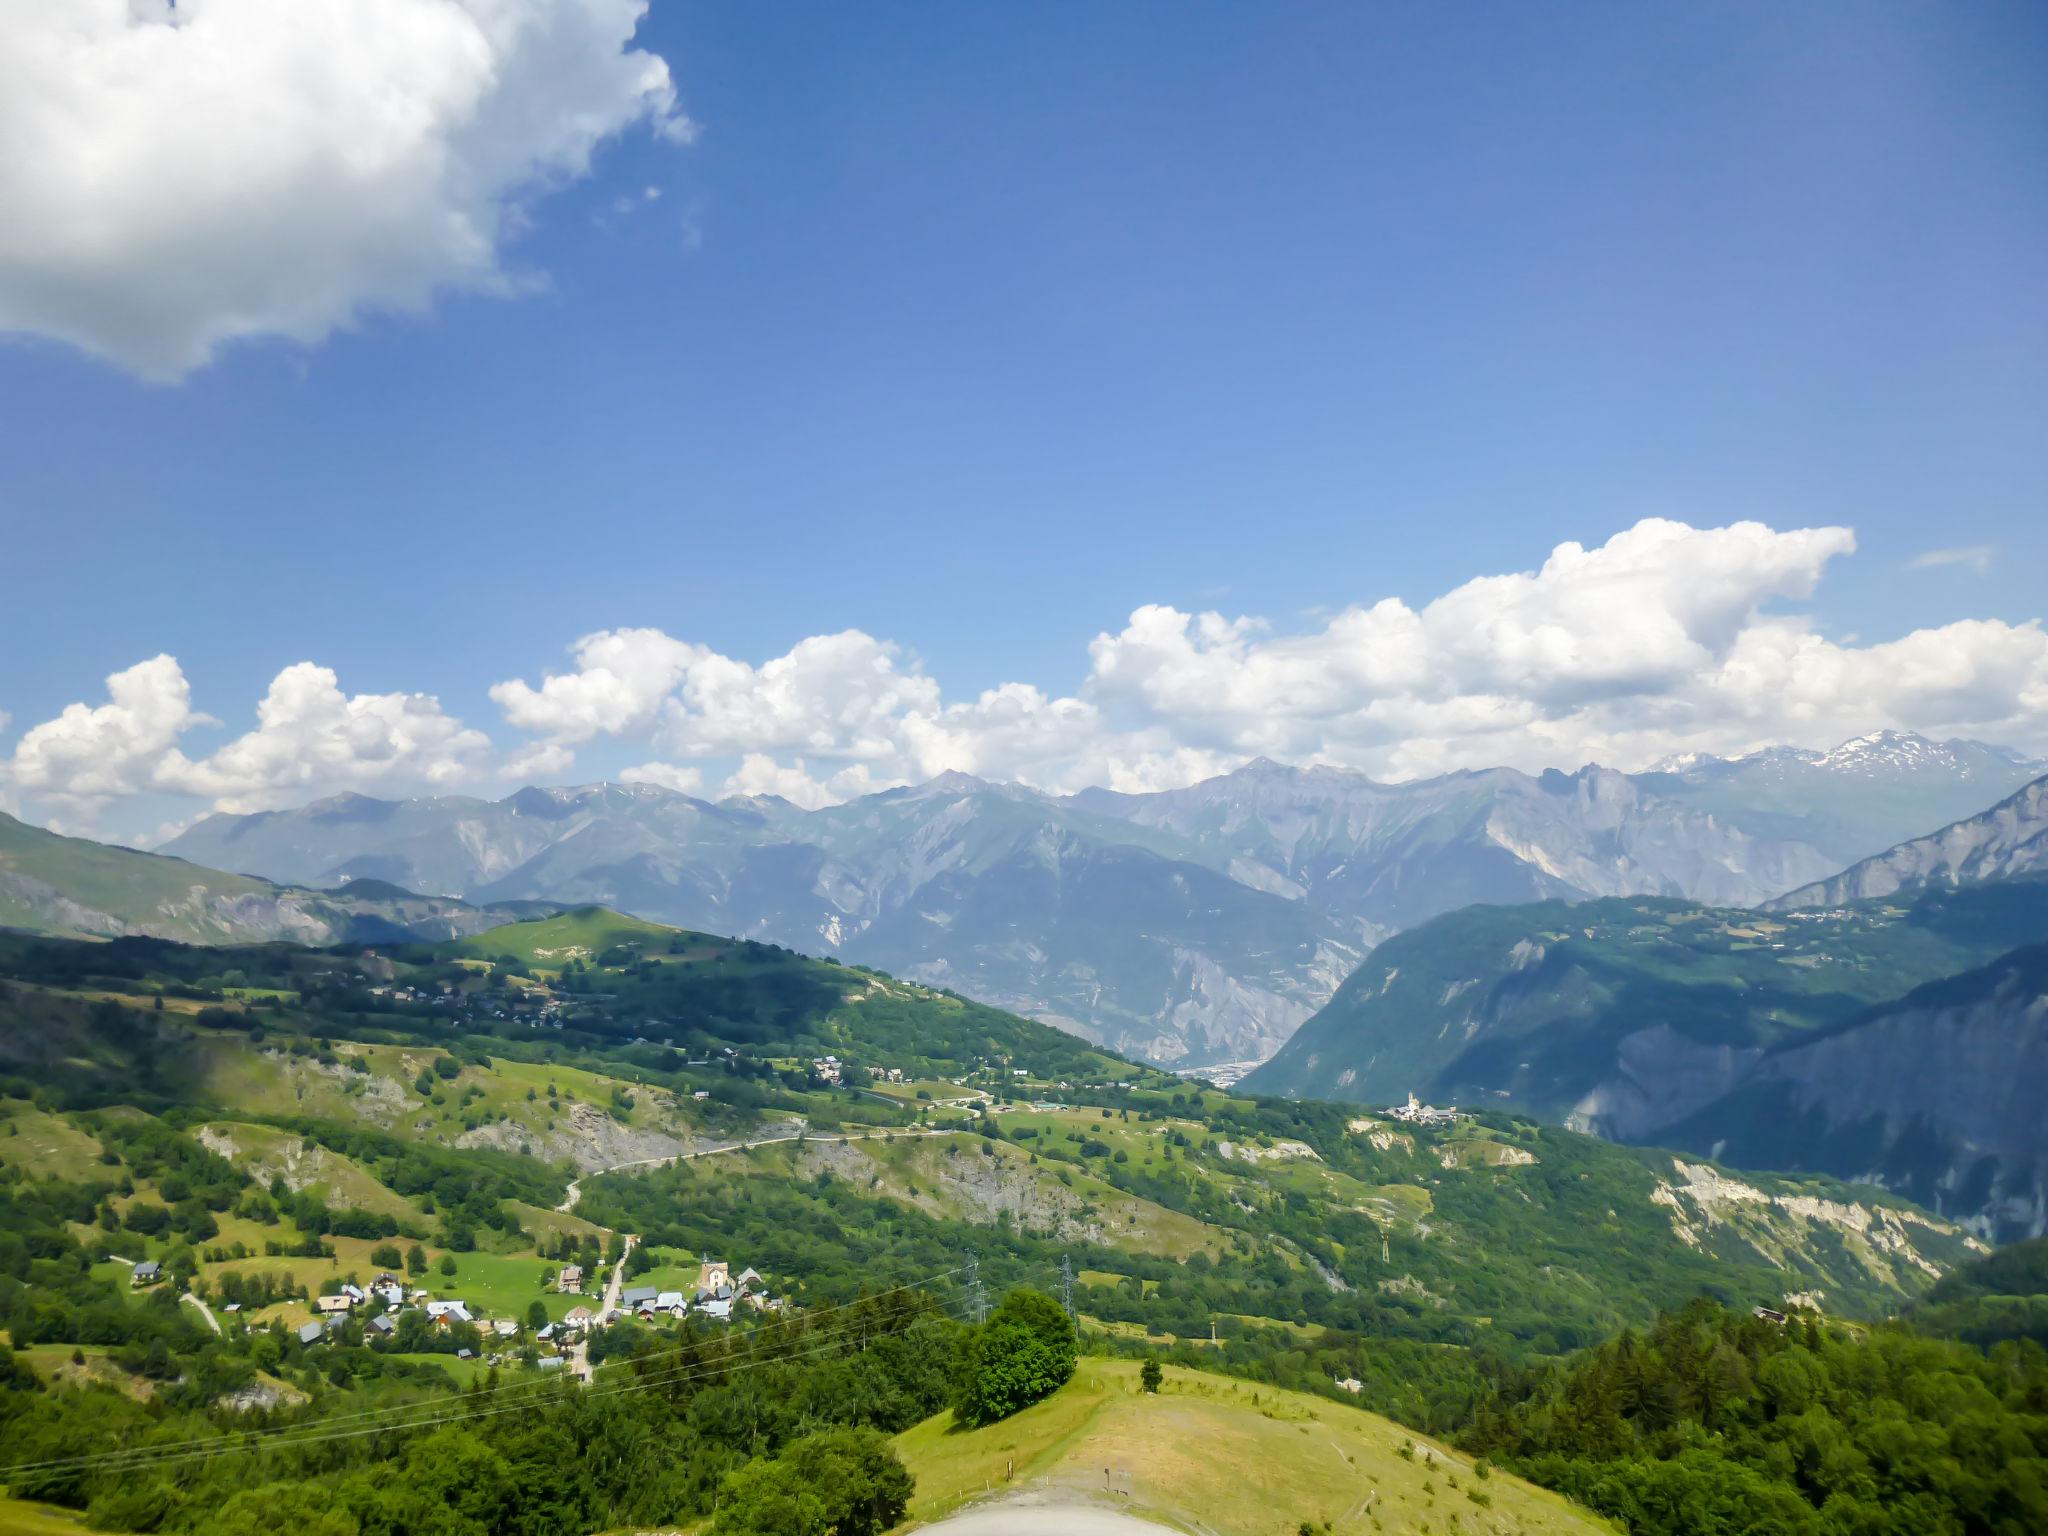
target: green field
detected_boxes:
[0,1500,88,1536]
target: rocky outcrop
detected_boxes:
[1646,1156,1984,1290]
[1773,774,2048,909]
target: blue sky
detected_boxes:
[1,2,2044,837]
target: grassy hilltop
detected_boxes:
[895,1357,1613,1534]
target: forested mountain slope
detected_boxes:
[1244,882,2048,1237]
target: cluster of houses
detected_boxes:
[811,1056,909,1086]
[614,1259,776,1325]
[1384,1092,1467,1128]
[266,1252,782,1365]
[293,1274,526,1354]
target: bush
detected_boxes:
[955,1287,1076,1427]
[711,1427,912,1536]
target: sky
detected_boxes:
[1,1,2044,843]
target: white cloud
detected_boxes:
[162,662,492,812]
[659,631,944,761]
[5,656,491,818]
[0,0,685,380]
[718,754,883,810]
[492,519,2048,803]
[1908,544,1997,574]
[15,519,2048,833]
[7,655,213,801]
[491,627,703,745]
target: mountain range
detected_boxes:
[0,809,559,946]
[1771,770,2048,909]
[155,730,2045,1067]
[1243,774,2048,1238]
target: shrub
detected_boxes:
[955,1287,1076,1426]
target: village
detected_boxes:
[226,1249,787,1380]
[1381,1091,1469,1128]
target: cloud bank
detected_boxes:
[7,519,2048,826]
[0,0,684,380]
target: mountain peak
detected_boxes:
[1816,729,1935,765]
[922,769,990,794]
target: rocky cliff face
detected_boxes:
[1664,944,2048,1241]
[1772,774,2048,909]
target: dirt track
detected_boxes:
[918,1503,1173,1535]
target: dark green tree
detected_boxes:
[711,1427,910,1536]
[956,1287,1076,1426]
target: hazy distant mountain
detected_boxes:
[163,732,2041,1068]
[1068,757,1842,929]
[0,811,555,946]
[1642,731,2047,868]
[1771,773,2048,909]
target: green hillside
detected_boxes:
[0,813,278,942]
[893,1357,1612,1534]
[0,912,2016,1536]
[0,813,554,947]
[1905,1235,2048,1350]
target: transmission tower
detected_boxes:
[965,1254,989,1324]
[1059,1253,1075,1318]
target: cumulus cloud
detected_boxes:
[491,627,703,746]
[491,518,2048,801]
[4,656,490,818]
[13,519,2048,830]
[0,0,685,380]
[7,655,213,802]
[162,662,492,812]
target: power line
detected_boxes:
[7,1287,977,1481]
[2,1264,972,1481]
[8,1322,954,1482]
